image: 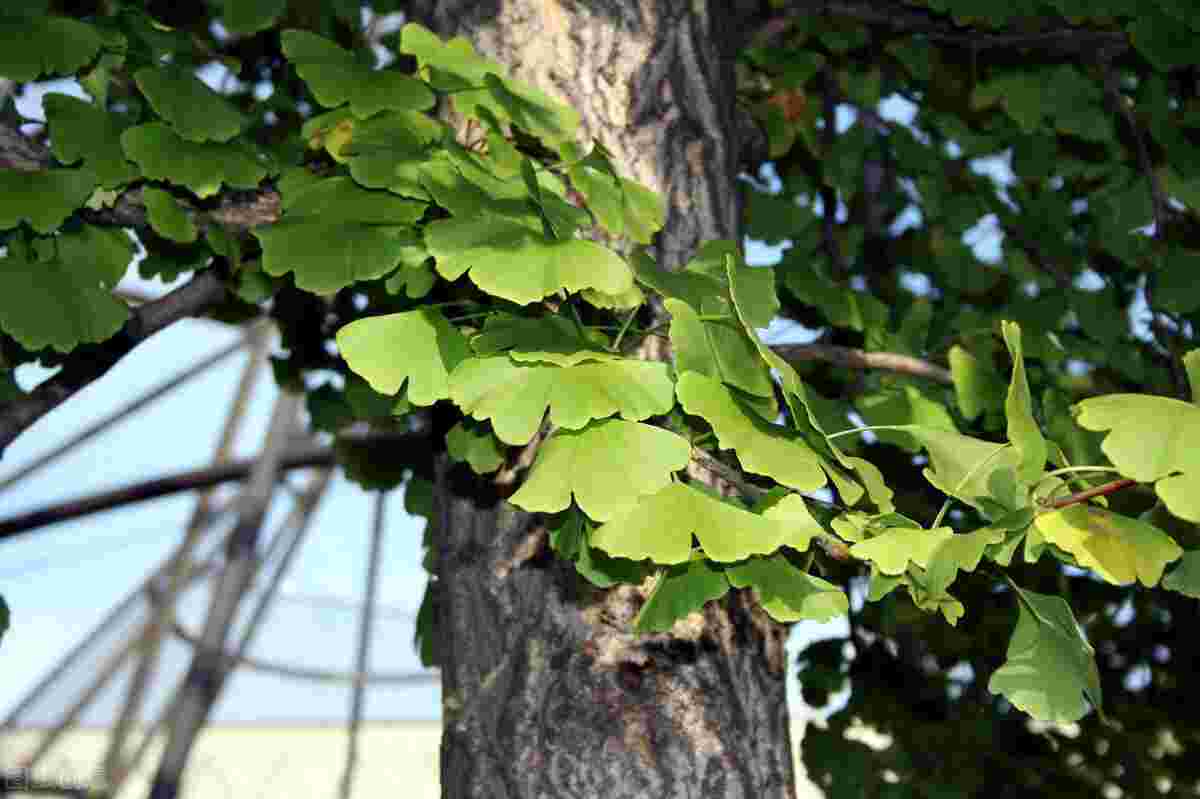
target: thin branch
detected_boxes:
[0,270,229,454]
[1043,477,1138,510]
[772,341,953,384]
[1104,67,1166,240]
[819,65,849,281]
[759,1,1129,56]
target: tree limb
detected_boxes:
[759,1,1129,56]
[772,341,953,384]
[0,270,229,454]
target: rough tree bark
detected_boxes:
[411,2,798,796]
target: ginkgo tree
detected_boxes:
[1,1,1199,798]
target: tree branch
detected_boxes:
[1044,477,1138,510]
[772,341,953,384]
[759,1,1129,56]
[0,270,229,454]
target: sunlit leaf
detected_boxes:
[677,371,826,492]
[1074,394,1200,522]
[1002,321,1048,484]
[855,385,958,452]
[282,29,435,118]
[634,558,730,633]
[426,216,634,305]
[987,586,1103,724]
[336,309,470,406]
[566,156,665,244]
[591,482,812,564]
[727,555,848,623]
[665,298,775,398]
[449,356,674,445]
[511,419,690,521]
[121,123,269,198]
[469,313,608,366]
[1033,505,1182,586]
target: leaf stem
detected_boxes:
[825,424,912,440]
[609,307,640,352]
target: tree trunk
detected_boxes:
[413,2,798,796]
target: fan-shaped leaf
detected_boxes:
[446,420,506,475]
[0,168,95,234]
[134,67,246,143]
[282,30,435,118]
[1002,321,1048,483]
[727,555,848,623]
[590,482,812,564]
[336,309,470,406]
[0,14,104,81]
[677,370,826,492]
[449,356,674,445]
[222,0,287,34]
[426,216,634,305]
[511,419,690,521]
[1163,551,1200,598]
[142,187,197,243]
[665,298,775,398]
[634,558,730,633]
[121,123,269,199]
[1034,505,1182,586]
[43,93,138,188]
[987,586,1103,723]
[1074,394,1200,522]
[470,314,608,366]
[0,226,132,352]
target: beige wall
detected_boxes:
[2,722,829,798]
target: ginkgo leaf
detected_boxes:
[854,385,958,453]
[987,586,1103,724]
[510,419,690,521]
[949,344,1006,423]
[1185,349,1199,401]
[121,123,270,198]
[1002,321,1048,483]
[1162,551,1200,598]
[0,14,104,81]
[665,298,775,398]
[449,356,674,445]
[255,177,427,294]
[1033,505,1182,586]
[446,420,506,474]
[135,67,247,142]
[728,555,848,623]
[399,23,578,145]
[631,250,727,313]
[142,187,197,243]
[899,427,1026,514]
[677,371,826,492]
[581,284,646,310]
[341,110,443,196]
[690,247,778,329]
[282,30,435,118]
[634,559,730,633]
[0,168,95,233]
[336,309,470,406]
[43,93,138,188]
[1074,394,1200,522]
[425,216,634,305]
[754,491,827,553]
[470,314,609,366]
[0,226,131,352]
[590,482,808,564]
[852,523,1005,597]
[563,143,665,244]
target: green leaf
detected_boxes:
[470,313,607,366]
[446,420,506,474]
[677,371,826,492]
[511,419,690,521]
[1001,322,1047,484]
[987,586,1103,724]
[1074,394,1200,522]
[1162,551,1200,598]
[43,94,138,188]
[336,309,470,406]
[948,344,1006,423]
[449,356,674,445]
[1185,350,1199,403]
[400,23,578,145]
[426,216,634,305]
[1033,505,1182,586]
[0,14,104,81]
[0,226,132,352]
[665,299,775,398]
[854,385,958,452]
[0,168,95,234]
[566,158,665,244]
[341,110,443,196]
[727,555,848,623]
[142,187,197,243]
[121,123,269,199]
[282,30,435,118]
[222,0,287,34]
[850,524,1005,598]
[634,559,730,633]
[134,67,246,143]
[255,177,426,294]
[590,482,813,564]
[900,427,1026,514]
